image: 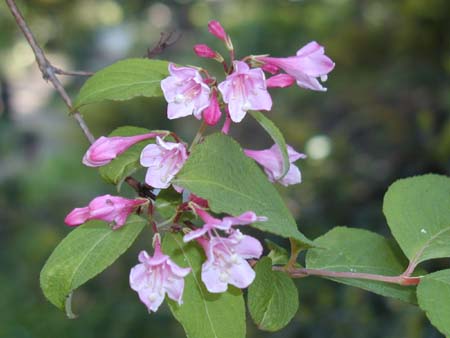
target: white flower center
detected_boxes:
[219,271,229,282]
[174,94,185,104]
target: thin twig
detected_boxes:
[5,0,95,144]
[53,67,94,77]
[274,266,421,286]
[146,31,181,59]
[6,0,148,197]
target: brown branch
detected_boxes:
[274,266,421,286]
[5,0,95,144]
[53,67,94,77]
[6,0,149,198]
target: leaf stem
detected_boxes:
[276,266,421,286]
[189,121,207,152]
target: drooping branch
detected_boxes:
[5,0,95,144]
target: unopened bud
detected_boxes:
[203,91,222,126]
[208,20,227,41]
[194,44,217,58]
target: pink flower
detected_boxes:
[202,90,222,126]
[198,230,263,293]
[193,44,217,59]
[161,63,211,120]
[64,194,146,229]
[244,144,306,186]
[218,61,272,123]
[83,133,161,167]
[130,239,191,312]
[140,136,188,189]
[208,20,227,41]
[266,74,296,88]
[183,208,267,242]
[257,41,335,92]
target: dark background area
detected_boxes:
[0,0,449,337]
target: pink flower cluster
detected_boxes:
[161,20,334,125]
[63,20,335,315]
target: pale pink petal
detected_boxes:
[296,41,323,57]
[129,264,148,291]
[167,261,191,277]
[167,101,196,119]
[138,287,165,313]
[228,259,256,289]
[183,227,209,242]
[231,232,263,259]
[165,277,186,304]
[280,164,302,186]
[201,263,228,293]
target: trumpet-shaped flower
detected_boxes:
[64,194,146,229]
[198,230,263,293]
[244,144,306,186]
[257,41,335,91]
[161,63,211,120]
[183,208,267,242]
[140,137,188,189]
[218,61,272,123]
[83,133,161,167]
[129,241,191,313]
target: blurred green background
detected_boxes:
[1,0,449,337]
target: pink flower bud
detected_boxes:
[202,91,222,126]
[266,74,296,88]
[262,63,280,74]
[64,194,146,229]
[83,133,162,167]
[193,44,217,58]
[208,20,227,41]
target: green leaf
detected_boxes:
[249,111,290,179]
[383,174,450,266]
[98,126,166,187]
[306,227,418,303]
[173,133,312,246]
[154,187,183,221]
[40,215,147,313]
[265,239,290,265]
[248,257,299,331]
[417,269,450,337]
[162,233,246,338]
[73,59,169,110]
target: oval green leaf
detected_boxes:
[73,58,169,110]
[40,215,147,313]
[383,174,450,266]
[173,133,313,246]
[306,227,418,303]
[162,233,246,338]
[248,257,299,331]
[417,269,450,337]
[249,111,290,179]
